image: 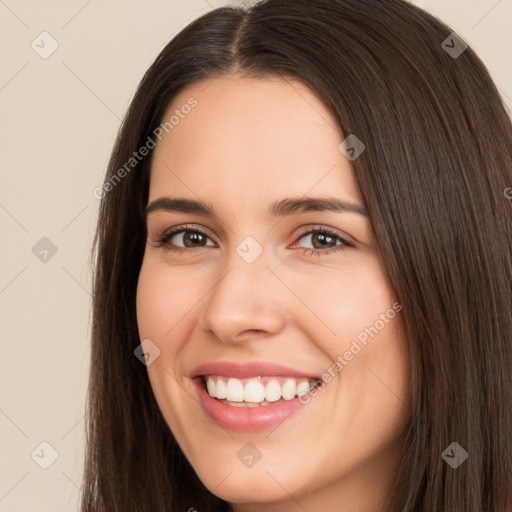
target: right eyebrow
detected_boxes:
[144,197,215,220]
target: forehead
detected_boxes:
[149,75,364,208]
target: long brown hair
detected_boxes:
[81,1,512,510]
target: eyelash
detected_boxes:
[151,224,354,257]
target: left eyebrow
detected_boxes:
[143,196,369,220]
[268,197,368,217]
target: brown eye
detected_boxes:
[152,224,354,257]
[293,227,354,257]
[169,230,208,247]
[153,225,215,252]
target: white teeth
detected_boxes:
[297,380,310,395]
[204,376,314,403]
[281,379,296,400]
[264,380,282,402]
[206,376,216,396]
[216,379,227,399]
[243,380,266,403]
[226,378,244,402]
[223,400,260,408]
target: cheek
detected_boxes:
[135,260,196,439]
[293,255,398,354]
[136,259,198,341]
[136,268,166,340]
[294,254,409,412]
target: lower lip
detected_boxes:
[192,378,307,432]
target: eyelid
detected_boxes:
[149,222,215,242]
[293,224,355,245]
[151,223,355,253]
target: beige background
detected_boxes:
[0,0,510,510]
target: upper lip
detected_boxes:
[189,361,319,380]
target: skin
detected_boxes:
[136,75,411,512]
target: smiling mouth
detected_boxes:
[198,374,320,407]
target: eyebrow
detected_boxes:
[144,196,368,220]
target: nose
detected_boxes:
[197,247,286,344]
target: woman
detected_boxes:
[81,0,512,510]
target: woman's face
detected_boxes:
[136,75,410,511]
